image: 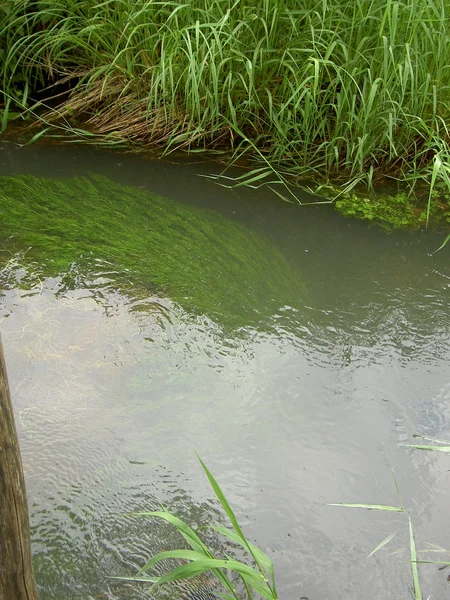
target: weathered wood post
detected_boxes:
[0,334,39,600]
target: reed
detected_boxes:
[1,0,450,220]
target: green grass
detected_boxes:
[330,443,450,599]
[1,0,450,228]
[115,451,450,600]
[0,173,304,329]
[112,456,279,600]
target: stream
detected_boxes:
[0,140,449,600]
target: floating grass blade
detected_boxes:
[432,233,450,253]
[413,560,450,567]
[109,575,159,583]
[328,503,404,512]
[405,445,450,452]
[412,435,450,445]
[391,470,404,512]
[409,516,423,600]
[367,532,397,559]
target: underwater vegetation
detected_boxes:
[0,174,304,328]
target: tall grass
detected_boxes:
[1,0,450,206]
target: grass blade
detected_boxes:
[196,455,277,597]
[432,234,450,254]
[412,435,450,444]
[137,549,213,574]
[367,532,397,559]
[409,516,422,600]
[211,525,275,586]
[405,445,450,452]
[24,128,50,146]
[328,503,404,511]
[130,510,210,554]
[109,575,159,582]
[413,560,450,566]
[196,456,244,538]
[150,558,266,586]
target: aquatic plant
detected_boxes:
[329,475,425,599]
[331,442,450,600]
[0,173,304,328]
[321,186,450,230]
[1,0,450,225]
[112,456,279,600]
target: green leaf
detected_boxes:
[130,510,211,554]
[405,445,450,452]
[211,525,275,584]
[137,549,211,574]
[1,98,11,133]
[328,503,404,511]
[427,154,442,227]
[129,510,239,598]
[217,594,239,600]
[367,532,397,558]
[196,456,247,543]
[196,455,277,598]
[24,128,50,146]
[152,558,266,586]
[409,516,422,600]
[413,560,450,566]
[391,470,404,511]
[109,575,158,582]
[238,572,275,600]
[412,435,450,444]
[432,233,450,254]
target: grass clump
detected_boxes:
[0,174,304,328]
[113,456,279,600]
[1,0,450,226]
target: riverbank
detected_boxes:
[1,0,450,230]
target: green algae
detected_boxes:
[312,182,450,231]
[0,174,304,328]
[334,191,423,229]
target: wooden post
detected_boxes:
[0,334,39,600]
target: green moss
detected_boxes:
[0,174,305,328]
[334,192,420,229]
[326,187,450,230]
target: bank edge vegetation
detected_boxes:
[1,0,450,229]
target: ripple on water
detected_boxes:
[1,191,450,600]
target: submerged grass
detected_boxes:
[0,174,304,328]
[1,0,450,226]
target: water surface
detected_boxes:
[1,141,449,600]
